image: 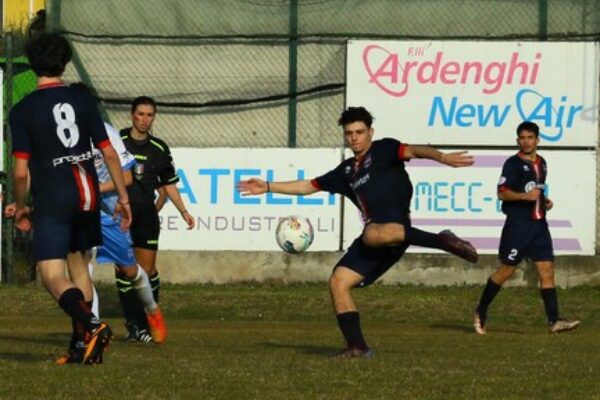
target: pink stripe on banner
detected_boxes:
[410,155,509,168]
[466,237,582,251]
[411,218,572,228]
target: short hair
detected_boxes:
[338,106,374,128]
[25,32,72,77]
[131,96,157,114]
[516,121,540,137]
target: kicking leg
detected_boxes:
[474,265,516,334]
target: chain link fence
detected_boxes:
[2,0,600,281]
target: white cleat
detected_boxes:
[474,313,486,335]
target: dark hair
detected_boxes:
[131,96,157,114]
[25,32,72,77]
[338,106,374,128]
[516,121,540,137]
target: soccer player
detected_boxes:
[9,32,131,364]
[473,121,581,335]
[118,96,195,342]
[237,106,478,357]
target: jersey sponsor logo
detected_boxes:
[524,181,537,192]
[350,173,370,189]
[523,165,530,171]
[52,150,94,167]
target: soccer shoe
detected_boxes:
[473,312,486,335]
[548,318,581,334]
[439,230,478,263]
[83,323,113,365]
[147,307,167,344]
[138,329,154,344]
[333,346,374,358]
[55,348,84,365]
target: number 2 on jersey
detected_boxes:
[53,103,80,148]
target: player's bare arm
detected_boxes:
[12,158,32,231]
[404,145,474,167]
[164,183,195,230]
[237,178,318,196]
[101,144,132,230]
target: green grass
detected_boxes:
[1,283,600,399]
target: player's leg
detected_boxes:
[69,211,113,364]
[62,251,97,360]
[118,202,160,342]
[362,223,477,263]
[116,262,167,344]
[328,266,370,356]
[474,218,523,334]
[88,262,100,318]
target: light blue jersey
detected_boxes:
[93,123,136,216]
[94,123,136,266]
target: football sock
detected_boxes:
[150,272,160,303]
[57,287,97,332]
[540,287,559,324]
[131,265,158,312]
[336,311,368,350]
[476,278,502,321]
[405,227,443,249]
[116,269,148,329]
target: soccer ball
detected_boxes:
[275,216,314,254]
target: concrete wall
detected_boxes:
[91,251,600,288]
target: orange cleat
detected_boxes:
[147,307,167,344]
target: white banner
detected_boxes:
[347,41,599,147]
[343,150,596,255]
[159,148,343,251]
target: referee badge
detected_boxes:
[134,163,145,178]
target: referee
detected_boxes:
[118,96,195,343]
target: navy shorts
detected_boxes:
[499,218,554,266]
[335,235,409,287]
[130,201,160,250]
[33,210,102,262]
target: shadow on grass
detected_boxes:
[260,342,339,357]
[428,323,525,334]
[0,352,46,363]
[0,333,67,346]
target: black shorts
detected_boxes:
[130,201,160,250]
[499,218,554,266]
[33,210,101,262]
[335,235,409,287]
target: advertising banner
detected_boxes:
[343,150,596,255]
[346,41,599,147]
[159,148,343,251]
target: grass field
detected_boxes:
[1,282,600,399]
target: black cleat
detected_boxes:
[83,323,113,365]
[439,230,478,263]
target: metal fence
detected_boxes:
[2,0,600,281]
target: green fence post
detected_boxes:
[538,0,548,40]
[288,0,298,148]
[2,33,15,283]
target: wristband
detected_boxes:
[266,181,271,192]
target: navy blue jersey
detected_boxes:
[312,138,412,223]
[498,153,547,220]
[9,83,109,214]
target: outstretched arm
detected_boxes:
[403,145,474,167]
[237,178,319,196]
